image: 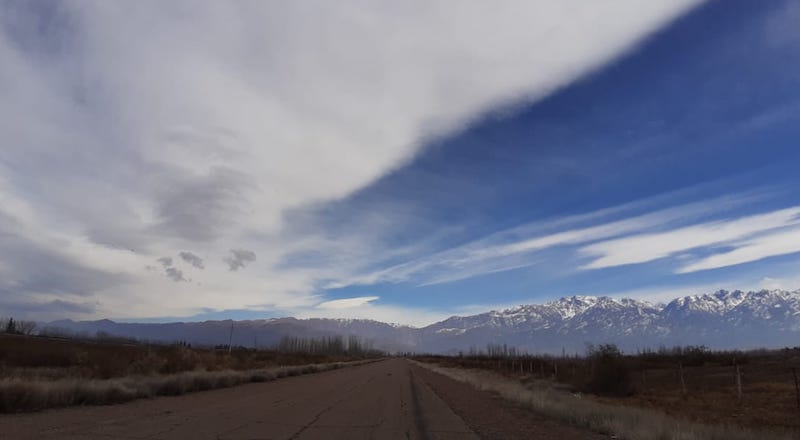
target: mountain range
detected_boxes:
[43,289,800,354]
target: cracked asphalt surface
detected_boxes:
[1,359,480,439]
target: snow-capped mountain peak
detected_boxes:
[47,289,800,355]
[419,288,800,353]
[546,295,600,319]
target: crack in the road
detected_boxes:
[408,369,432,440]
[4,360,480,440]
[286,376,376,440]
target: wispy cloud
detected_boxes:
[581,207,800,269]
[678,225,800,273]
[334,191,761,287]
[466,195,751,263]
[316,296,380,310]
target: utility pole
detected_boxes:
[735,364,743,403]
[227,322,234,355]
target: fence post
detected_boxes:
[792,367,800,412]
[679,363,687,397]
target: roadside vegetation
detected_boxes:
[414,344,800,440]
[0,326,382,412]
[0,362,352,412]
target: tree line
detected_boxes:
[277,335,382,357]
[0,317,37,335]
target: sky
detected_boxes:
[2,0,800,326]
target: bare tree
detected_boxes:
[16,320,37,335]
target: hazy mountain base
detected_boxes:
[39,289,800,354]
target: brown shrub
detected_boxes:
[0,334,366,380]
[0,361,362,413]
[581,357,636,397]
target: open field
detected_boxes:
[415,346,800,436]
[0,333,366,379]
[413,359,797,440]
[0,333,378,412]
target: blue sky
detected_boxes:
[2,1,799,325]
[285,0,800,318]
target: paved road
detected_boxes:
[2,359,480,440]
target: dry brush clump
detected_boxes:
[0,332,384,412]
[412,360,795,440]
[0,333,378,379]
[0,361,357,413]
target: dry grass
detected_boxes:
[418,349,800,432]
[0,334,380,412]
[412,360,796,440]
[0,334,361,379]
[0,361,368,412]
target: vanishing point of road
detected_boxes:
[1,359,600,439]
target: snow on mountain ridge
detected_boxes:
[671,289,747,313]
[45,289,800,354]
[496,295,657,321]
[434,289,798,335]
[547,295,601,319]
[415,288,800,354]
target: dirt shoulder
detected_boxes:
[411,362,606,440]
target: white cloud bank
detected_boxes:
[0,0,700,321]
[316,296,380,310]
